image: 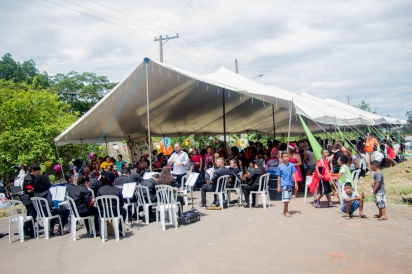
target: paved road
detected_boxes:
[0,192,410,274]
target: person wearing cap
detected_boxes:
[22,164,41,237]
[96,171,127,233]
[288,143,303,198]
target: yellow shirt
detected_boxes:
[100,161,113,170]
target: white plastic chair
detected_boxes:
[95,195,125,242]
[178,175,189,206]
[225,172,243,206]
[249,173,270,209]
[31,197,63,239]
[66,196,96,241]
[155,185,180,230]
[135,185,157,224]
[87,187,95,199]
[207,175,230,209]
[352,169,361,192]
[0,193,7,209]
[5,200,35,243]
[304,176,318,203]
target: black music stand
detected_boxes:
[185,172,204,216]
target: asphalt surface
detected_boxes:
[0,191,411,274]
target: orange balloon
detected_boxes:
[166,146,173,155]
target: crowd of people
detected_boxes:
[4,132,401,239]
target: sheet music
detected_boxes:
[50,186,67,201]
[142,172,159,180]
[122,182,136,198]
[185,172,199,187]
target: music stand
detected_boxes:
[122,183,138,228]
[185,172,204,216]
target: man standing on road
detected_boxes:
[168,143,189,185]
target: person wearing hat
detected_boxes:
[288,143,302,198]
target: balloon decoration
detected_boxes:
[44,161,51,168]
[97,145,102,150]
[53,165,61,172]
[57,158,63,164]
[209,137,213,140]
[236,138,249,148]
[215,140,219,145]
[187,139,191,143]
[166,146,173,155]
[40,164,46,173]
[48,175,55,182]
[184,141,189,146]
[162,137,171,147]
[192,141,196,146]
[89,152,94,158]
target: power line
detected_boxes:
[44,0,153,37]
[88,0,176,34]
[87,0,220,69]
[164,44,209,73]
[62,0,160,36]
[173,40,215,72]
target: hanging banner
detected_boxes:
[298,115,322,160]
[127,136,150,163]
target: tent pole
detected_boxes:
[286,100,293,149]
[145,58,153,172]
[222,88,227,158]
[54,142,65,178]
[272,104,276,139]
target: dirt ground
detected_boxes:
[0,191,411,274]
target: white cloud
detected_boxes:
[0,0,411,119]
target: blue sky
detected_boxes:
[1,0,411,119]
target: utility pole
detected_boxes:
[154,34,179,62]
[235,59,238,74]
[347,96,350,105]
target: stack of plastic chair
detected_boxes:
[225,172,243,206]
[135,185,157,224]
[207,175,230,209]
[31,197,63,239]
[249,173,270,209]
[66,196,96,241]
[95,195,125,242]
[5,200,35,243]
[155,185,180,231]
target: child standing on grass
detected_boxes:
[341,182,367,220]
[276,152,298,217]
[371,161,388,220]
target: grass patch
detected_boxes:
[357,159,412,205]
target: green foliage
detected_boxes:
[0,80,79,176]
[0,53,50,88]
[353,100,377,114]
[50,71,117,115]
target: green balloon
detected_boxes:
[57,158,63,164]
[48,175,56,182]
[40,164,46,172]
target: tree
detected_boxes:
[50,72,118,115]
[0,80,79,177]
[0,53,42,85]
[353,100,377,114]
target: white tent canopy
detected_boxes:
[54,58,405,146]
